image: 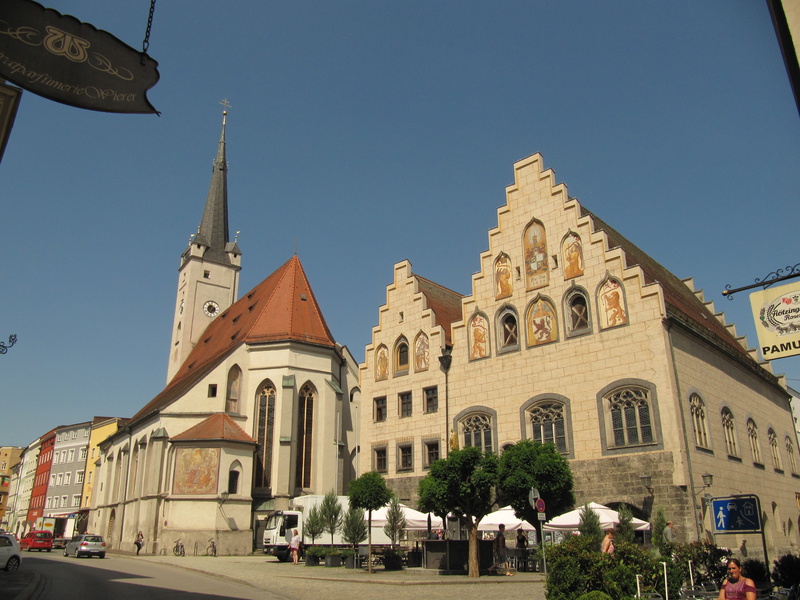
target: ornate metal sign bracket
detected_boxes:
[722,263,800,299]
[0,334,17,354]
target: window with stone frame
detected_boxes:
[769,429,783,471]
[566,289,591,336]
[747,419,762,465]
[399,391,413,418]
[295,384,314,489]
[461,413,493,453]
[424,386,438,414]
[398,444,413,471]
[394,337,409,374]
[374,396,387,422]
[689,394,710,449]
[255,380,277,490]
[721,408,738,457]
[528,401,567,453]
[606,386,655,448]
[374,447,387,473]
[497,306,520,352]
[785,437,798,476]
[424,440,440,467]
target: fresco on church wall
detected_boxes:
[173,447,219,495]
[527,297,559,346]
[562,232,584,279]
[469,313,489,360]
[414,333,429,371]
[598,278,627,329]
[375,345,389,381]
[495,254,513,299]
[523,220,549,290]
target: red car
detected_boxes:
[19,530,53,552]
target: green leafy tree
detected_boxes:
[341,506,368,548]
[348,471,393,574]
[651,507,667,555]
[615,503,635,544]
[497,439,574,526]
[383,495,406,544]
[771,553,800,587]
[418,446,499,578]
[304,504,325,545]
[578,504,603,550]
[319,490,343,548]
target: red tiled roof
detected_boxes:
[414,275,464,345]
[171,413,256,444]
[128,255,336,427]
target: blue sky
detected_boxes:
[1,0,799,448]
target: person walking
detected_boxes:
[488,524,513,576]
[135,531,144,555]
[289,529,301,565]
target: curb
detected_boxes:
[14,572,42,600]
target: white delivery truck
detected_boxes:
[263,495,393,561]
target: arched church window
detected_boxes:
[227,461,242,495]
[254,381,276,490]
[721,408,738,457]
[689,394,709,449]
[747,419,762,464]
[295,384,315,490]
[460,413,493,453]
[528,401,567,453]
[606,386,654,448]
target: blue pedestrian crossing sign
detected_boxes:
[711,495,762,533]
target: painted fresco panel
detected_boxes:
[173,447,219,495]
[527,297,559,346]
[598,278,627,329]
[562,232,584,279]
[524,221,549,290]
[469,313,489,360]
[414,332,429,371]
[375,345,389,381]
[495,254,513,300]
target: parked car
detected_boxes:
[64,534,106,559]
[52,537,70,549]
[0,533,21,572]
[19,530,53,552]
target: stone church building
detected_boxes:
[89,113,360,555]
[358,153,800,560]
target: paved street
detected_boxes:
[8,551,547,600]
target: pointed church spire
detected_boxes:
[194,108,231,265]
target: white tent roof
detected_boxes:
[543,502,650,531]
[365,503,444,530]
[477,506,537,531]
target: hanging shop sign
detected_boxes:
[0,0,159,113]
[749,280,800,360]
[0,80,22,163]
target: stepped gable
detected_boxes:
[414,274,464,345]
[171,413,256,444]
[582,206,775,380]
[129,255,336,426]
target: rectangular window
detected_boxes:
[84,429,89,437]
[61,450,67,463]
[61,495,68,507]
[424,441,440,467]
[68,449,75,463]
[64,472,71,486]
[208,384,218,398]
[79,448,87,461]
[424,387,438,414]
[76,471,84,484]
[56,473,63,486]
[72,431,77,439]
[399,392,412,418]
[374,397,387,422]
[50,475,56,486]
[88,472,92,484]
[398,444,413,471]
[72,495,80,507]
[374,447,387,472]
[46,497,52,509]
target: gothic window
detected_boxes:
[786,437,798,476]
[461,413,493,453]
[227,461,242,494]
[565,288,591,337]
[607,387,655,448]
[226,365,242,414]
[747,419,762,464]
[526,296,558,346]
[414,332,430,372]
[394,337,409,374]
[295,384,314,490]
[497,306,519,353]
[469,313,490,360]
[689,394,709,449]
[254,380,276,490]
[528,402,567,453]
[495,253,513,299]
[722,408,738,457]
[597,277,627,329]
[523,219,549,290]
[769,429,783,471]
[561,231,584,279]
[375,345,389,381]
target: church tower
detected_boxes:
[167,109,242,383]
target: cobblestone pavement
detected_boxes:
[127,553,548,600]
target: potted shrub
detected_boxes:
[341,547,358,569]
[341,506,367,570]
[324,549,342,567]
[382,547,405,571]
[304,546,326,566]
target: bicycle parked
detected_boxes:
[173,539,185,556]
[206,539,217,556]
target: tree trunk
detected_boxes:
[468,521,480,577]
[367,510,373,575]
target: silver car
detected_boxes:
[64,534,106,559]
[0,533,21,571]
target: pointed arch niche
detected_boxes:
[494,253,513,300]
[226,365,242,414]
[561,231,584,279]
[468,312,490,361]
[374,345,389,381]
[526,295,558,347]
[597,275,628,329]
[414,332,429,372]
[523,218,549,290]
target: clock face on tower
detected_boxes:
[203,300,220,317]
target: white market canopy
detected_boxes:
[365,503,444,531]
[477,505,537,531]
[543,502,651,532]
